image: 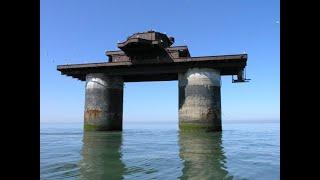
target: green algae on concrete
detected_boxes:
[84,124,101,131]
[179,123,222,132]
[84,124,122,131]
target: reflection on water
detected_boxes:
[79,132,125,179]
[41,123,280,179]
[178,132,232,180]
[79,130,233,179]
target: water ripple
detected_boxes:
[40,122,279,180]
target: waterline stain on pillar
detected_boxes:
[84,73,123,131]
[179,68,222,132]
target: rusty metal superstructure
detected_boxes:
[57,31,248,131]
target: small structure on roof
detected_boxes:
[106,30,189,64]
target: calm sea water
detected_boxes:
[40,122,279,180]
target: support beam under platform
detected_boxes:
[84,73,124,131]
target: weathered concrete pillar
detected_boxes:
[178,68,222,131]
[84,73,123,131]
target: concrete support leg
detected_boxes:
[178,68,222,132]
[84,73,124,131]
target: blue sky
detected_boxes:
[40,0,279,124]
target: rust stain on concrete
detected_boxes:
[85,108,102,121]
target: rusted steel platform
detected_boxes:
[57,53,247,82]
[57,30,247,82]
